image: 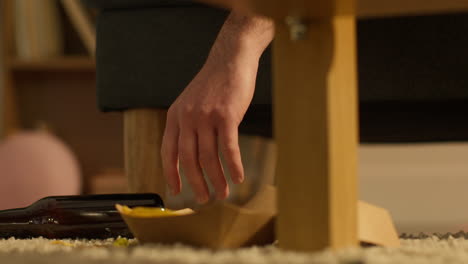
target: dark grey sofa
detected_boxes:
[86,0,468,142]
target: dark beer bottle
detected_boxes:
[0,193,164,239]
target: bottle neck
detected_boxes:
[0,207,31,224]
[46,194,164,224]
[48,193,164,210]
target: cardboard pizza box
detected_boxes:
[118,185,399,249]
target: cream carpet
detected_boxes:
[2,235,468,264]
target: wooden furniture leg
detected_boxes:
[273,7,359,251]
[124,109,167,199]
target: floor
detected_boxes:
[2,236,468,264]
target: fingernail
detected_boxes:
[216,190,229,200]
[233,176,244,184]
[197,194,209,204]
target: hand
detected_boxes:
[161,12,274,204]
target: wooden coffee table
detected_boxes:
[199,0,468,252]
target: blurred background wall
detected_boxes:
[360,143,468,234]
[0,0,125,195]
[0,3,4,135]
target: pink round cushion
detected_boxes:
[0,131,81,210]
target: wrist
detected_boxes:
[232,13,275,57]
[207,12,274,66]
[206,39,259,73]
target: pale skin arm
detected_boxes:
[161,12,275,204]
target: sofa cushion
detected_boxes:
[96,6,271,111]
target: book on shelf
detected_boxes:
[14,0,64,60]
[14,0,96,60]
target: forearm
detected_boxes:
[207,12,275,66]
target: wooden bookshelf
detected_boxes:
[0,0,123,194]
[10,56,95,71]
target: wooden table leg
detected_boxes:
[124,109,167,199]
[274,13,359,251]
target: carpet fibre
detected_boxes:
[2,235,468,264]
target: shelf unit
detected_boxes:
[0,0,123,193]
[10,56,95,72]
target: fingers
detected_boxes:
[198,127,229,200]
[161,115,181,195]
[178,128,210,204]
[162,107,244,204]
[218,122,244,184]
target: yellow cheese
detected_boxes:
[116,204,194,218]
